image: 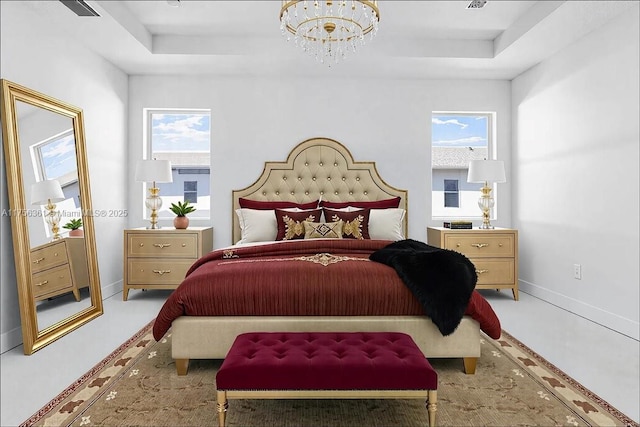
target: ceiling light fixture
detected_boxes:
[280,1,380,66]
[467,0,488,9]
[167,0,181,7]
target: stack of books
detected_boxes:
[443,221,473,229]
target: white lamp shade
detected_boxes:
[30,179,65,205]
[135,159,173,183]
[467,160,506,183]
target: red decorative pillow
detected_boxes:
[320,197,401,210]
[239,198,319,210]
[323,208,370,239]
[275,209,322,240]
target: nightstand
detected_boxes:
[427,227,519,300]
[30,237,89,302]
[123,227,213,301]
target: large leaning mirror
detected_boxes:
[1,79,102,354]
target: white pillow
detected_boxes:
[362,208,406,241]
[235,208,314,244]
[235,209,277,243]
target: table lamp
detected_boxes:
[135,159,173,229]
[31,179,65,240]
[467,160,506,229]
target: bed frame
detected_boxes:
[170,137,481,375]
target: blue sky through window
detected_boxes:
[40,131,77,180]
[151,113,210,152]
[432,115,487,147]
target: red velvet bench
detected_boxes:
[216,332,438,426]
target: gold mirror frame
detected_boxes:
[1,79,103,354]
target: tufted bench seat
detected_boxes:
[216,331,438,426]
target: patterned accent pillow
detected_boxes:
[303,220,344,239]
[275,209,322,240]
[323,208,370,239]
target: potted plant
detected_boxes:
[169,200,196,229]
[63,218,83,237]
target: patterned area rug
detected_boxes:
[23,321,636,427]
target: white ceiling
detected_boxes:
[9,1,636,79]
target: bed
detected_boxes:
[153,137,501,375]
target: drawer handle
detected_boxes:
[153,269,171,275]
[153,243,171,249]
[476,269,489,274]
[182,243,186,247]
[471,243,489,248]
[33,257,45,264]
[35,280,49,287]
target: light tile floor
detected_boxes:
[1,289,638,426]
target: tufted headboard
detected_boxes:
[232,137,408,244]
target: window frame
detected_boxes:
[143,108,212,220]
[431,111,497,220]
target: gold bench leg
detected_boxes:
[427,390,438,427]
[216,390,228,427]
[463,357,477,374]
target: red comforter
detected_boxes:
[153,239,501,340]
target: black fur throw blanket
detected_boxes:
[369,239,477,336]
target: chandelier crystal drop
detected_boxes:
[280,0,380,65]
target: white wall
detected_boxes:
[512,7,639,339]
[0,2,129,352]
[128,76,512,247]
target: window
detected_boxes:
[431,112,494,219]
[30,129,78,185]
[145,109,211,219]
[184,181,197,203]
[443,179,459,208]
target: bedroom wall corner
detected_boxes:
[0,1,129,352]
[511,5,640,340]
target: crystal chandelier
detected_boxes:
[280,0,380,65]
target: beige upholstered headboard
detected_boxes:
[232,137,408,244]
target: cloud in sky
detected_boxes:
[41,133,76,159]
[433,136,486,146]
[40,133,78,179]
[432,118,468,129]
[152,113,210,151]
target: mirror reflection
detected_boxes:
[1,79,102,354]
[15,100,92,331]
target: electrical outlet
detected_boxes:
[573,264,582,280]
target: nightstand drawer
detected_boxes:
[471,259,515,285]
[30,240,67,273]
[127,259,194,285]
[445,234,514,258]
[127,234,199,258]
[32,264,73,299]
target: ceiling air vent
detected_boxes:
[467,0,488,9]
[59,0,100,17]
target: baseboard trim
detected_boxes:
[0,326,23,354]
[100,280,123,299]
[0,280,124,354]
[519,280,639,341]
